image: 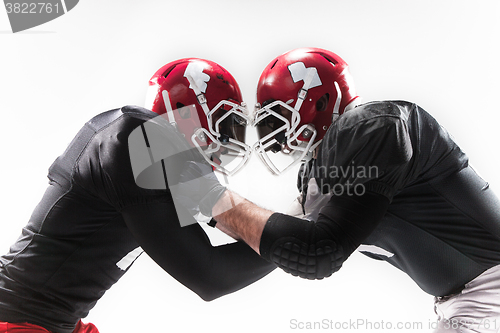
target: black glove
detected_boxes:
[175,161,227,217]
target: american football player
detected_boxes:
[180,48,500,333]
[0,58,275,333]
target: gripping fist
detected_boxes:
[175,161,227,217]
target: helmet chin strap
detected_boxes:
[161,90,177,125]
[185,75,252,176]
[331,81,343,123]
[285,80,343,164]
[333,81,342,115]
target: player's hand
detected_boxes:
[175,161,227,217]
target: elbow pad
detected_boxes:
[259,213,344,280]
[259,192,389,280]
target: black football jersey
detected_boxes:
[0,106,273,333]
[315,100,500,297]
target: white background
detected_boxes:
[1,1,499,332]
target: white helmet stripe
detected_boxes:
[288,62,322,113]
[184,62,210,93]
[293,67,318,113]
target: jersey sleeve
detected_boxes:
[316,103,414,200]
[259,191,390,279]
[73,112,204,212]
[121,200,275,301]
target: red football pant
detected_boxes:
[0,320,99,333]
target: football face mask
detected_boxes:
[191,100,251,176]
[254,48,360,175]
[253,100,318,175]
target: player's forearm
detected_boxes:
[199,241,275,301]
[214,221,240,240]
[212,190,273,254]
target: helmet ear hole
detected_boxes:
[316,93,330,112]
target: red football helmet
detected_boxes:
[145,58,251,175]
[254,48,360,174]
